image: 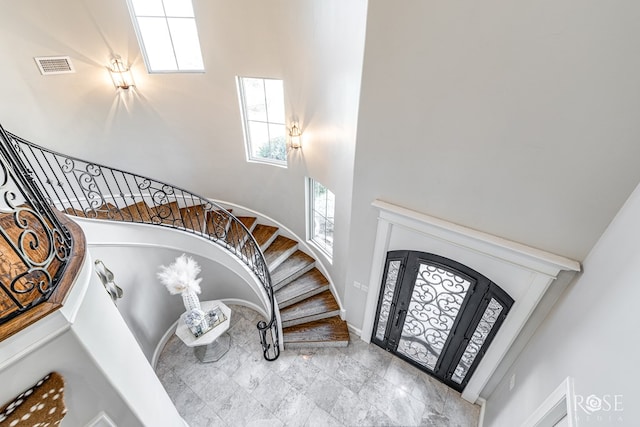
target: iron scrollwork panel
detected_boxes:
[61,159,107,216]
[396,262,472,372]
[0,154,71,323]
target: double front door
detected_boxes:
[371,251,513,391]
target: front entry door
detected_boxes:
[371,251,513,391]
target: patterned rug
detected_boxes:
[0,372,67,426]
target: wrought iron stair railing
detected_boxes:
[0,126,76,338]
[5,129,280,361]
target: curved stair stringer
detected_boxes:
[210,199,349,348]
[69,216,283,352]
[46,193,341,321]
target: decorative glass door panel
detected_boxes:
[396,263,471,371]
[374,259,402,341]
[451,298,504,384]
[372,251,513,392]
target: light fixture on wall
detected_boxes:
[109,56,135,90]
[288,123,302,149]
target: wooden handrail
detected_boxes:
[0,212,86,342]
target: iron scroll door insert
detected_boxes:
[371,250,513,392]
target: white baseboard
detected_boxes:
[347,322,362,339]
[220,298,268,319]
[151,298,268,369]
[477,397,487,427]
[151,320,178,369]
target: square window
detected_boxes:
[237,77,287,166]
[308,178,334,258]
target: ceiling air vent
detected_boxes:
[34,56,75,75]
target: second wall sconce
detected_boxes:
[289,123,302,149]
[109,56,135,90]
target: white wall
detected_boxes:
[0,0,367,302]
[345,0,640,329]
[88,245,263,361]
[73,215,272,360]
[0,331,141,426]
[73,262,186,427]
[484,183,640,425]
[0,254,183,427]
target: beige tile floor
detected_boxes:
[155,305,480,427]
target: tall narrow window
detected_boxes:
[308,178,335,257]
[128,0,204,72]
[237,77,286,166]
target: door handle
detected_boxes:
[394,309,406,326]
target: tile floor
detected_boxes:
[155,305,480,427]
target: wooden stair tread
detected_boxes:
[283,316,349,345]
[179,205,205,232]
[65,207,88,217]
[251,224,279,249]
[271,251,316,289]
[1,211,86,342]
[64,203,130,221]
[280,290,339,324]
[151,201,182,225]
[225,217,253,250]
[275,268,330,305]
[103,203,132,221]
[237,216,257,231]
[264,235,298,269]
[95,203,117,219]
[204,209,233,238]
[121,201,153,222]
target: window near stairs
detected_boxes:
[308,178,334,258]
[237,77,287,166]
[127,0,204,72]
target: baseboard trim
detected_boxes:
[220,298,269,320]
[477,397,487,427]
[347,322,362,339]
[152,319,178,369]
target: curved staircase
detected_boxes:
[65,201,350,349]
[4,127,350,356]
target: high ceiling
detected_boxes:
[2,1,640,332]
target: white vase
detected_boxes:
[181,290,201,311]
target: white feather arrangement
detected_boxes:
[157,254,203,295]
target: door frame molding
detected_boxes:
[361,200,581,403]
[521,377,577,427]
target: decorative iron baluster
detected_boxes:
[0,126,73,325]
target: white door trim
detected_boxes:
[521,377,577,427]
[361,200,580,403]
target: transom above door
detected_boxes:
[371,250,514,391]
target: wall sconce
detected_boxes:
[289,123,302,149]
[109,57,135,90]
